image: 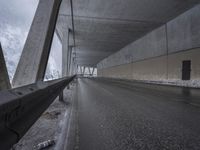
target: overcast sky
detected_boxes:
[0,0,62,79]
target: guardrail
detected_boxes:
[0,76,75,150]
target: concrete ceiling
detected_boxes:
[56,0,199,67]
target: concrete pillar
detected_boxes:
[91,68,95,76]
[69,47,76,75]
[81,66,84,74]
[71,60,74,75]
[60,30,69,102]
[71,57,75,75]
[71,49,76,75]
[0,43,11,90]
[81,66,83,74]
[76,64,78,74]
[83,66,86,75]
[72,57,76,75]
[68,46,72,76]
[62,29,69,77]
[88,67,92,75]
[76,65,78,74]
[12,0,62,87]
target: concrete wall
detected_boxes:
[97,4,200,82]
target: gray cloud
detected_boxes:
[0,0,62,80]
[0,0,39,28]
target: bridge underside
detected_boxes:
[97,4,200,83]
[56,0,200,67]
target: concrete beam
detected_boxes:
[60,30,69,102]
[12,0,62,87]
[0,44,11,90]
[62,29,69,77]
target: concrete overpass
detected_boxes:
[57,0,199,67]
[0,0,200,149]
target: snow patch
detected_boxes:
[140,79,200,88]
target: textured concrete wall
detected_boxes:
[131,56,168,81]
[98,48,200,81]
[168,48,200,80]
[167,5,200,53]
[97,4,200,81]
[97,25,167,69]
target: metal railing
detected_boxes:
[0,76,75,150]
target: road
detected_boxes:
[67,78,200,150]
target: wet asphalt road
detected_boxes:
[70,78,200,150]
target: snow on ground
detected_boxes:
[102,77,200,88]
[144,79,200,88]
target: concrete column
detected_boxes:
[76,64,78,74]
[88,67,92,75]
[83,66,86,75]
[69,47,76,75]
[68,46,72,76]
[12,0,62,87]
[71,60,75,75]
[62,29,69,77]
[72,57,76,75]
[91,68,95,76]
[70,56,75,75]
[74,64,77,75]
[60,30,69,102]
[0,43,11,90]
[80,66,83,74]
[81,66,84,74]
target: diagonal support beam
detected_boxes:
[0,43,11,90]
[12,0,62,87]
